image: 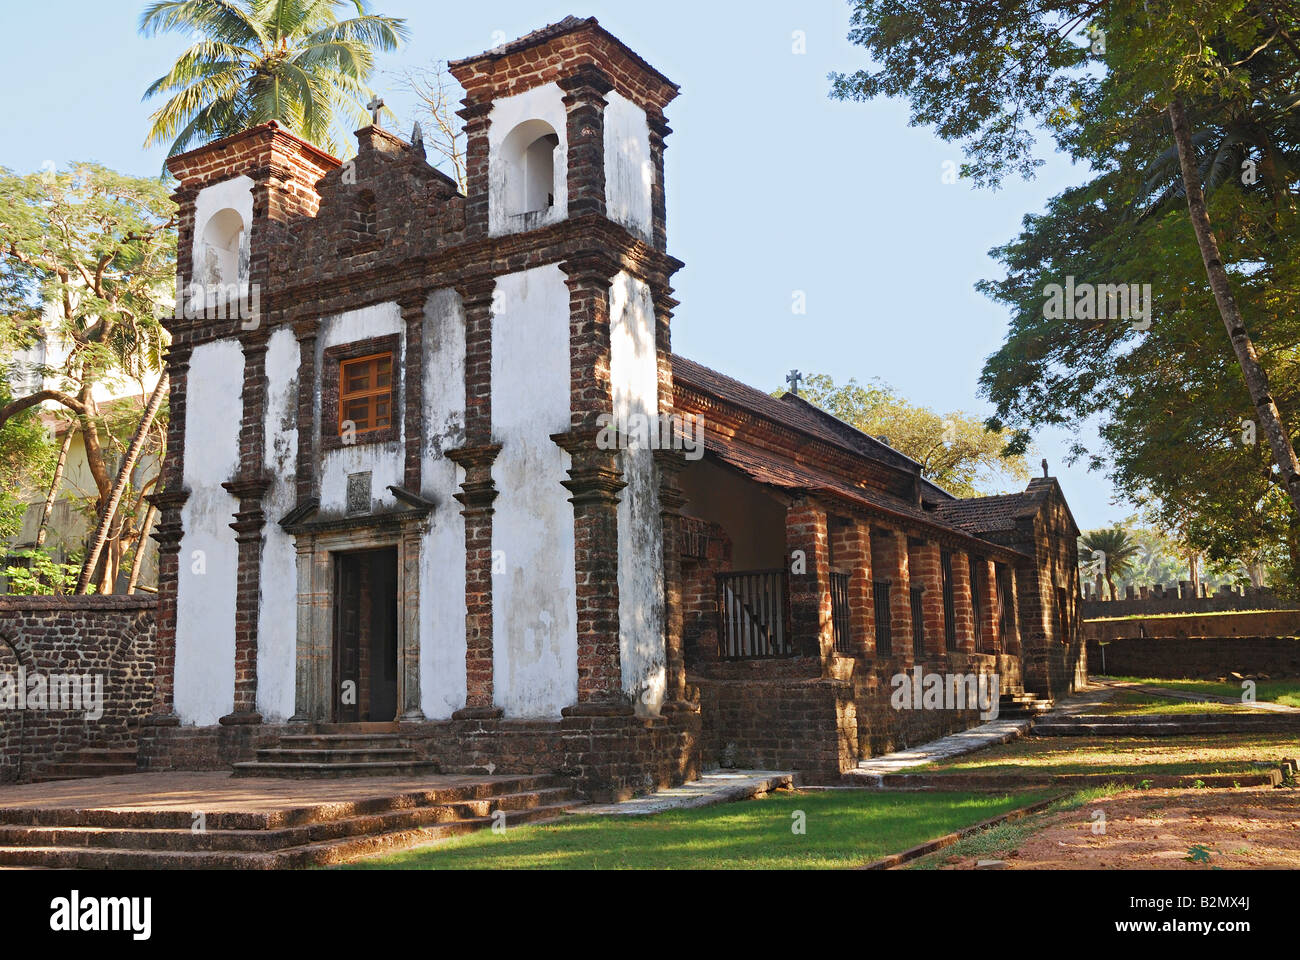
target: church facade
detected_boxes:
[134,17,1085,799]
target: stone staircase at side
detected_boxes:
[997,684,1054,719]
[0,774,581,869]
[232,724,437,779]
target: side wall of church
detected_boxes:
[256,327,300,721]
[609,271,665,713]
[174,337,244,724]
[420,288,469,719]
[491,265,578,717]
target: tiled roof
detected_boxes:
[930,485,1052,535]
[671,355,921,473]
[702,432,1030,559]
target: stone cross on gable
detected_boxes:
[786,369,803,397]
[367,95,385,127]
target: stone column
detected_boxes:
[560,66,613,219]
[655,448,689,706]
[833,520,873,657]
[911,539,945,658]
[449,277,501,718]
[221,332,271,725]
[950,549,977,653]
[786,498,833,662]
[290,535,319,723]
[979,558,1000,652]
[145,341,191,724]
[397,521,424,722]
[457,99,493,240]
[400,294,426,493]
[874,528,913,657]
[292,320,319,504]
[646,107,671,251]
[556,252,628,711]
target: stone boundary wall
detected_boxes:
[1086,636,1300,680]
[1084,610,1300,642]
[1081,587,1290,619]
[0,596,156,783]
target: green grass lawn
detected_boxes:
[908,733,1300,778]
[1106,676,1300,709]
[1086,690,1254,716]
[339,789,1051,870]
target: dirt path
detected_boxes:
[937,787,1300,869]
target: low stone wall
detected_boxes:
[0,595,156,783]
[689,652,1029,782]
[854,652,1023,756]
[1087,636,1300,680]
[691,658,857,783]
[1081,588,1290,619]
[1084,610,1300,642]
[137,709,703,803]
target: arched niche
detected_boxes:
[199,207,249,288]
[500,119,560,218]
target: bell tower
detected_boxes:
[446,18,689,726]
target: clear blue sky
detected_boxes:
[0,0,1132,530]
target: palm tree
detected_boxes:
[140,0,408,158]
[1080,527,1142,601]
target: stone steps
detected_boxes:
[998,691,1053,718]
[0,775,581,869]
[232,730,436,778]
[0,788,574,852]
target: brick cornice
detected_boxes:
[176,215,682,354]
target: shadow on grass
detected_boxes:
[339,790,1052,870]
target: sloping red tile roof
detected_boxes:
[671,354,922,474]
[702,432,1030,559]
[671,354,1038,557]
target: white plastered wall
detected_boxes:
[603,91,654,242]
[256,327,300,721]
[174,338,245,725]
[609,272,665,714]
[488,83,568,236]
[316,303,404,514]
[491,265,578,716]
[419,289,468,719]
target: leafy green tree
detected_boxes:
[0,163,175,592]
[141,0,409,158]
[0,382,54,540]
[1080,526,1142,600]
[783,373,1032,497]
[830,1,1300,523]
[3,548,82,596]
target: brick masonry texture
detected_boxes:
[1084,609,1300,642]
[1086,636,1300,679]
[0,597,156,783]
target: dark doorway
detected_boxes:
[333,547,399,723]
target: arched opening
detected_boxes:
[501,119,559,217]
[199,208,249,287]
